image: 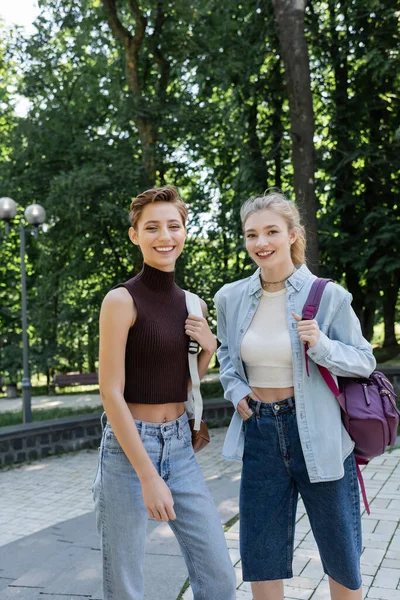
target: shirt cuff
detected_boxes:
[229,380,253,409]
[306,331,331,363]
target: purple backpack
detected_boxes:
[303,278,399,514]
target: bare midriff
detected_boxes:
[250,386,295,403]
[127,402,185,424]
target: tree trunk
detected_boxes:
[247,99,269,192]
[78,337,83,373]
[271,0,319,272]
[383,281,399,347]
[102,0,169,187]
[345,268,377,341]
[87,321,97,373]
[363,299,377,344]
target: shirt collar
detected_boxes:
[248,263,313,295]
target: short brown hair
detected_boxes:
[241,190,306,265]
[129,186,188,230]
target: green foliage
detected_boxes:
[0,404,102,428]
[0,0,398,385]
[200,379,224,399]
[308,0,400,341]
[373,346,400,365]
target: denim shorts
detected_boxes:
[240,397,362,590]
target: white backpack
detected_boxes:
[183,290,203,431]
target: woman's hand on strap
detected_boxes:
[185,314,217,354]
[292,313,320,348]
[140,473,176,522]
[237,393,259,420]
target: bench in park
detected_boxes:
[53,373,98,389]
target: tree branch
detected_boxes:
[127,0,147,57]
[102,0,132,48]
[127,0,147,33]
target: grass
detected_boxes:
[0,405,102,428]
[176,578,190,600]
[0,380,223,428]
[0,380,224,401]
[223,513,239,532]
[0,385,100,400]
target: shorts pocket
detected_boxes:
[242,411,256,431]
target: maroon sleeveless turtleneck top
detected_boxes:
[115,263,190,404]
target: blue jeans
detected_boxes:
[92,412,236,600]
[240,397,362,590]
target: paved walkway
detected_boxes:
[0,428,399,599]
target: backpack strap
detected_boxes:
[302,277,344,398]
[302,278,340,395]
[184,290,203,431]
[302,278,332,320]
[303,278,341,399]
[355,457,370,515]
[302,279,370,514]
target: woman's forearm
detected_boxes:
[197,347,215,381]
[101,391,158,482]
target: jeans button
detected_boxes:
[274,404,280,410]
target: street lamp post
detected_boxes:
[0,198,46,423]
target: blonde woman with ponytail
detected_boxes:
[214,191,375,600]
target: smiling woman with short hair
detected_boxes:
[92,186,236,600]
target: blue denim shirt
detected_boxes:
[214,264,376,482]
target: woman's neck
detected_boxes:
[260,262,295,292]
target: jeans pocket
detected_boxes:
[103,430,124,454]
[243,411,256,429]
[181,422,193,448]
[91,443,103,499]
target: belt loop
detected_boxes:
[140,422,146,441]
[100,411,107,433]
[288,396,295,410]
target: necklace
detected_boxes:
[260,268,296,290]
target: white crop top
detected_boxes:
[241,288,294,388]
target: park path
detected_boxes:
[0,427,399,599]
